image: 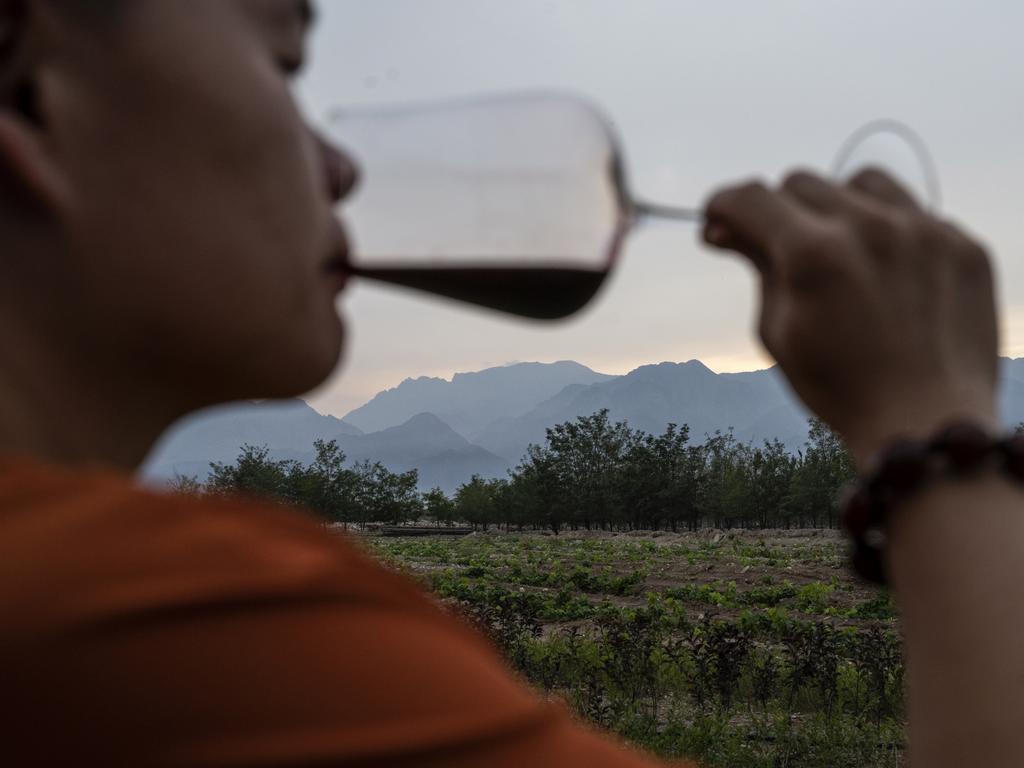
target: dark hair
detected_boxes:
[52,0,127,23]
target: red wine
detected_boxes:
[350,265,608,320]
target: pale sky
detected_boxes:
[296,0,1024,417]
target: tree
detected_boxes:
[511,446,566,534]
[423,487,456,527]
[617,426,710,532]
[747,440,797,528]
[207,444,295,502]
[287,440,360,526]
[200,413,859,533]
[788,418,856,528]
[488,478,515,530]
[541,410,638,530]
[167,474,203,496]
[352,461,423,527]
[700,431,749,529]
[455,475,497,530]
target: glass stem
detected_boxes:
[631,199,705,225]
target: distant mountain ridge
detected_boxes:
[343,360,614,437]
[141,399,363,482]
[142,362,609,492]
[142,358,1024,494]
[472,361,808,462]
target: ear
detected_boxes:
[0,0,71,216]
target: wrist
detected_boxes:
[842,420,1020,584]
[844,396,998,471]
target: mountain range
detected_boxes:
[142,358,1024,493]
[343,361,615,437]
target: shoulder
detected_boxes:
[0,459,678,767]
[0,457,428,637]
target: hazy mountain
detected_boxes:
[1002,358,1024,382]
[143,408,506,494]
[410,447,510,493]
[999,358,1024,428]
[334,412,480,465]
[330,413,508,492]
[473,361,810,462]
[718,367,811,448]
[343,360,614,437]
[142,399,361,480]
[143,358,1024,494]
[475,358,1024,464]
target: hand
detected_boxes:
[702,169,999,468]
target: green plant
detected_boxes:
[367,532,906,767]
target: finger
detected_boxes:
[781,170,851,216]
[702,218,775,275]
[703,180,809,270]
[847,167,921,211]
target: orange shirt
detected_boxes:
[0,458,694,767]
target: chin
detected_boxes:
[272,315,346,399]
[193,309,345,407]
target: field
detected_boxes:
[364,529,905,768]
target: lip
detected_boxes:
[323,222,353,292]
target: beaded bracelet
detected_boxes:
[840,423,1024,585]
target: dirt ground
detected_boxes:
[370,527,897,631]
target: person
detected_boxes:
[0,0,1018,766]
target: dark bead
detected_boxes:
[840,486,873,536]
[1001,435,1024,481]
[873,439,930,495]
[930,422,993,471]
[851,542,887,585]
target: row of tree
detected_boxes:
[179,440,424,527]
[178,410,856,532]
[453,411,855,532]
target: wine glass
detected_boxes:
[325,92,940,320]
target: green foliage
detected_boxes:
[741,582,799,607]
[293,440,360,523]
[502,412,854,533]
[167,474,203,495]
[207,444,297,502]
[195,412,854,535]
[845,592,899,620]
[351,460,423,526]
[454,475,502,530]
[201,440,424,527]
[795,581,836,614]
[370,533,905,766]
[422,487,456,526]
[665,581,739,607]
[787,418,857,528]
[202,415,890,767]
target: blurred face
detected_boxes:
[5,0,356,411]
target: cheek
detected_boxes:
[47,5,342,394]
[67,64,327,326]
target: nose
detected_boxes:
[314,131,359,204]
